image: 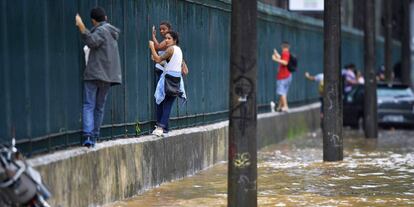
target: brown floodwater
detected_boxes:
[108,130,414,207]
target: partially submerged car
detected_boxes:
[343,83,414,129]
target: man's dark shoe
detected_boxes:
[83,137,95,148]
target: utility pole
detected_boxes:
[364,0,378,139]
[323,0,343,161]
[402,0,411,85]
[375,0,384,40]
[411,0,414,86]
[384,0,393,83]
[228,0,258,206]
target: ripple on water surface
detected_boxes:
[108,130,414,207]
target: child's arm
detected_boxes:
[151,26,168,51]
[149,41,172,63]
[156,40,168,51]
[152,26,165,51]
[151,26,160,48]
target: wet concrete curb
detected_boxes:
[28,103,319,207]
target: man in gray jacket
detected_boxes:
[75,7,122,147]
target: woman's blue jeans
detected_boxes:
[156,95,176,132]
[83,80,111,138]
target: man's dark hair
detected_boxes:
[346,63,356,69]
[166,31,179,45]
[160,21,172,30]
[281,41,290,48]
[90,7,107,22]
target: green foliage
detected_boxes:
[135,122,141,135]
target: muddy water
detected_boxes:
[109,130,414,207]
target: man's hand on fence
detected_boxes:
[75,13,86,33]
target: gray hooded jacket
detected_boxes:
[81,21,122,85]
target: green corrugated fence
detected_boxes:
[0,0,401,155]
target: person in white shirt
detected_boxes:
[149,31,188,136]
[305,72,324,128]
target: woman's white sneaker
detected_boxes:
[152,127,164,137]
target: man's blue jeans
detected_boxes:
[83,80,111,138]
[156,95,176,132]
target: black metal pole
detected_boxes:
[364,0,378,139]
[384,0,393,83]
[411,0,414,87]
[402,0,412,85]
[228,0,258,206]
[323,0,343,162]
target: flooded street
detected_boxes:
[109,130,414,207]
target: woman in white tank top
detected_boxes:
[149,31,187,136]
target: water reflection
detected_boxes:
[108,130,414,207]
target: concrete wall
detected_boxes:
[28,103,319,207]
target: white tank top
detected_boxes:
[155,50,165,70]
[165,45,182,73]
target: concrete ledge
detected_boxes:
[257,103,320,148]
[29,103,319,207]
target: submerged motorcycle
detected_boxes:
[0,139,51,207]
